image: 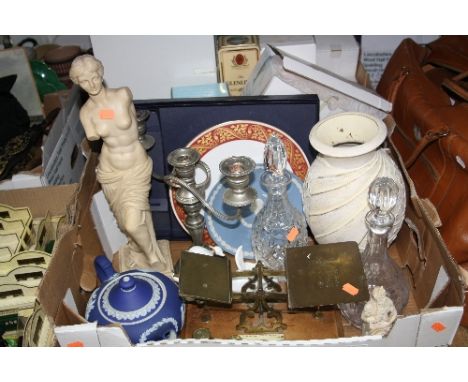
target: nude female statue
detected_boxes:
[69,54,172,275]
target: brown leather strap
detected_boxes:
[388,66,410,104]
[404,127,450,168]
[442,71,468,101]
[425,36,468,74]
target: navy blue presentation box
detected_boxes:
[135,94,320,240]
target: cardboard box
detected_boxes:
[243,46,391,121]
[0,183,77,226]
[259,35,317,65]
[90,190,126,261]
[0,181,78,342]
[0,86,87,189]
[38,121,464,346]
[315,35,360,82]
[361,35,439,89]
[90,36,218,100]
[260,36,357,81]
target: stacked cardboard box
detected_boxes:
[37,123,465,346]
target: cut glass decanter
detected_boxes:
[339,177,409,328]
[251,135,308,270]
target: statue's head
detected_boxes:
[371,286,387,300]
[69,55,105,96]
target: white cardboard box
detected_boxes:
[315,35,360,82]
[243,46,391,120]
[90,36,218,100]
[42,146,464,347]
[90,190,126,261]
[260,35,317,64]
[361,35,439,89]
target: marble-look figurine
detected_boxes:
[361,286,398,336]
[70,54,173,275]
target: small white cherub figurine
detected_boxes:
[69,54,173,275]
[361,286,398,336]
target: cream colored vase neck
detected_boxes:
[303,112,406,251]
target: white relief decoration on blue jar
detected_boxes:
[97,272,167,325]
[85,288,99,320]
[138,317,179,343]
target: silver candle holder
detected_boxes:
[136,109,155,150]
[219,156,257,208]
[154,147,256,245]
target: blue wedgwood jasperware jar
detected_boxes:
[85,256,185,344]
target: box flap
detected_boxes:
[90,190,126,260]
[417,307,463,346]
[42,85,87,185]
[38,228,80,318]
[54,322,100,347]
[97,326,132,347]
[244,46,389,120]
[0,173,43,190]
[0,183,78,217]
[388,134,464,312]
[278,47,392,113]
[315,35,359,52]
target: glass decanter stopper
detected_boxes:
[251,135,308,270]
[339,177,409,329]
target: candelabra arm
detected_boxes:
[153,172,242,222]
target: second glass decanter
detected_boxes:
[251,135,308,270]
[339,177,410,329]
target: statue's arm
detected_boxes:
[80,107,100,141]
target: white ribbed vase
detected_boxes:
[302,112,406,251]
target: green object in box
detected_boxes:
[3,337,19,347]
[30,60,67,101]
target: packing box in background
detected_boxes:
[0,182,78,344]
[259,35,317,65]
[216,36,260,96]
[315,35,360,82]
[0,86,87,189]
[0,183,77,225]
[243,46,391,121]
[91,36,218,100]
[361,35,439,89]
[37,116,464,346]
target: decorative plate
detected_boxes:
[206,165,305,258]
[169,120,310,250]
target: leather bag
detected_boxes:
[378,37,468,263]
[377,36,468,326]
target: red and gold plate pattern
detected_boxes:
[169,120,310,243]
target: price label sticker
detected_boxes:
[287,226,299,242]
[431,322,446,332]
[342,283,359,296]
[66,341,84,347]
[99,109,115,120]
